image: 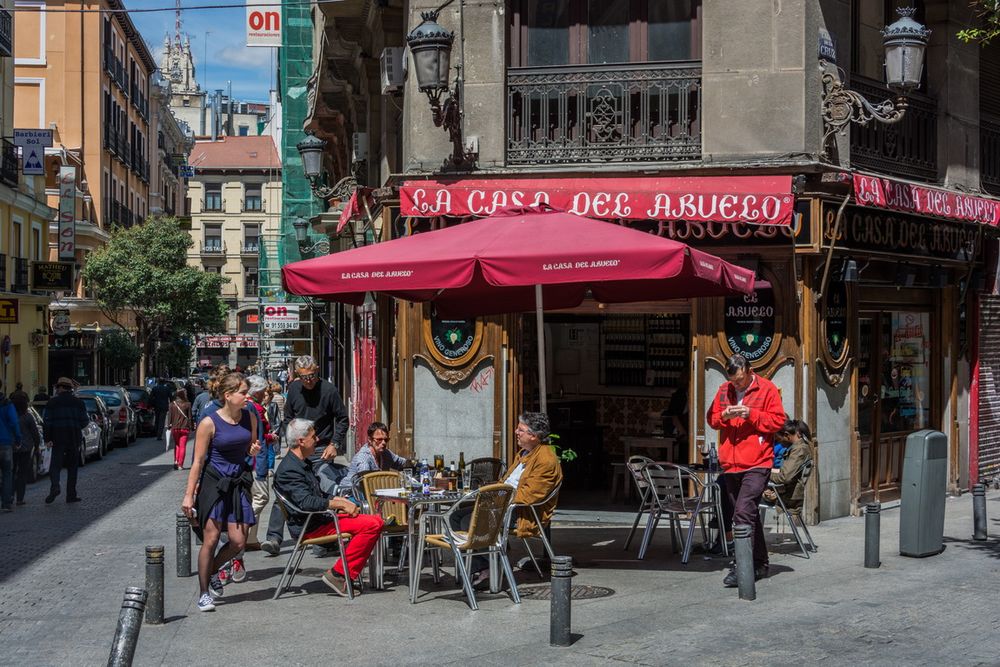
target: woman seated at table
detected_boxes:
[762,419,812,511]
[344,422,412,490]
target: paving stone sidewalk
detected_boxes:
[1,439,998,666]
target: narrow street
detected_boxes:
[2,437,999,666]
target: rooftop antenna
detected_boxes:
[174,0,182,45]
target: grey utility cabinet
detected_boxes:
[899,429,948,557]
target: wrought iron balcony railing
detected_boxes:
[0,9,13,58]
[507,61,702,165]
[849,74,938,183]
[1,139,18,187]
[0,253,7,292]
[982,113,1000,197]
[12,258,28,293]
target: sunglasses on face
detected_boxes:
[371,437,389,443]
[298,373,318,382]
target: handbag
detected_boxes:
[165,427,173,451]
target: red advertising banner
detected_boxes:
[854,173,1000,226]
[400,176,795,226]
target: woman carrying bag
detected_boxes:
[169,388,193,470]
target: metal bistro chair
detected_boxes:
[271,489,357,601]
[639,463,726,564]
[412,483,519,611]
[360,470,410,588]
[511,481,562,578]
[623,455,655,551]
[466,457,505,488]
[758,459,817,559]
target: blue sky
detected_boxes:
[130,1,277,103]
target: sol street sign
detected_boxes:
[14,129,53,176]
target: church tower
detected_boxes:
[161,6,210,136]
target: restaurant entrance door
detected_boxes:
[857,310,933,503]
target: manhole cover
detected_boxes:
[517,584,615,600]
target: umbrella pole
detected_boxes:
[535,284,547,414]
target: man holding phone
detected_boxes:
[707,354,786,587]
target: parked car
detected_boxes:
[125,387,156,436]
[24,405,51,482]
[80,415,103,464]
[76,386,137,446]
[80,394,114,456]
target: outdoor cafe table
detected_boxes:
[373,488,465,596]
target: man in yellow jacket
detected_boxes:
[451,411,563,590]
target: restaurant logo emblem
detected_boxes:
[723,286,777,363]
[424,314,484,369]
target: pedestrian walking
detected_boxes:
[168,388,193,470]
[266,382,284,453]
[32,387,50,402]
[245,376,276,553]
[150,378,173,440]
[13,400,39,506]
[180,372,261,612]
[0,382,22,512]
[261,355,349,557]
[706,354,786,587]
[43,378,90,504]
[9,382,29,414]
[277,367,289,392]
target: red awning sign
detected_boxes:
[854,173,1000,226]
[400,176,795,226]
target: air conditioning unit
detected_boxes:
[380,47,405,94]
[352,132,369,163]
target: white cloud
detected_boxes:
[214,45,277,70]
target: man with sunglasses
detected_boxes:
[261,355,349,556]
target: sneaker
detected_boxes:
[261,539,280,557]
[197,592,216,612]
[322,569,349,597]
[723,564,769,588]
[217,564,230,586]
[230,558,247,583]
[209,573,225,599]
[471,569,491,592]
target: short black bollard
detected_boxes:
[549,555,573,647]
[865,502,881,568]
[145,546,164,625]
[973,484,988,541]
[175,513,192,577]
[108,587,147,667]
[732,524,756,601]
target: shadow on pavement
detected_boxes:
[943,534,1000,559]
[0,437,173,584]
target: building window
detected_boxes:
[244,267,258,296]
[244,184,262,211]
[239,125,249,136]
[204,183,222,211]
[204,224,222,252]
[243,224,260,253]
[511,0,702,67]
[32,226,41,260]
[851,0,925,80]
[205,264,222,274]
[182,98,190,107]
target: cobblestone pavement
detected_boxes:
[1,440,999,666]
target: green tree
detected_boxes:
[958,1,1000,43]
[99,329,142,374]
[156,339,194,377]
[81,217,228,340]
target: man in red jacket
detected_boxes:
[707,354,786,587]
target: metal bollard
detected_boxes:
[732,524,756,601]
[175,513,192,577]
[145,546,165,625]
[549,555,573,647]
[107,587,147,667]
[973,484,988,541]
[865,502,881,568]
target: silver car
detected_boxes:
[76,386,138,446]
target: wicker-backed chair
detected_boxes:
[758,459,817,558]
[623,455,655,551]
[271,489,356,600]
[511,481,562,578]
[360,470,410,588]
[413,483,519,610]
[465,457,505,488]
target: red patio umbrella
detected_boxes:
[282,207,755,411]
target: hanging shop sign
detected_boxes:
[854,173,1000,227]
[51,309,70,336]
[719,278,782,368]
[0,298,18,324]
[31,261,74,291]
[246,0,281,47]
[58,166,76,260]
[422,313,483,368]
[401,176,796,226]
[195,334,258,349]
[262,304,299,330]
[48,332,96,350]
[821,202,978,261]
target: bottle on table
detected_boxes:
[457,451,466,490]
[420,461,431,494]
[708,442,719,474]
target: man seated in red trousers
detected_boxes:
[274,418,384,596]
